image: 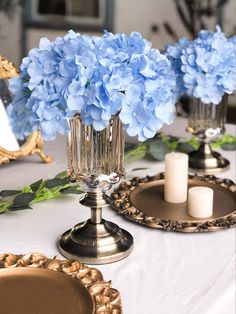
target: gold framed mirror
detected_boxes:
[0,55,53,165]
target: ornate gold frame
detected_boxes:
[0,252,122,313]
[0,55,53,165]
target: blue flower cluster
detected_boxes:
[165,26,236,104]
[8,31,176,141]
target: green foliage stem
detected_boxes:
[0,172,82,214]
[124,133,236,163]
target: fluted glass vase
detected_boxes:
[187,94,229,172]
[67,114,125,191]
[58,114,133,265]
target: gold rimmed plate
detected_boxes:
[0,253,122,314]
[111,173,236,232]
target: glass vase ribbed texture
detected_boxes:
[67,115,125,191]
[188,94,228,141]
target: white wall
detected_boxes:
[114,0,188,48]
[1,0,236,66]
[0,7,21,66]
[115,0,236,49]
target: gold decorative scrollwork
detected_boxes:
[0,55,19,79]
[111,173,236,233]
[0,131,53,164]
[0,55,53,165]
[0,253,122,314]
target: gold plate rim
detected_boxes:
[111,173,236,233]
[0,253,122,313]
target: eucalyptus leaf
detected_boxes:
[125,142,136,152]
[8,193,36,209]
[30,179,43,192]
[0,171,86,214]
[149,139,171,160]
[8,205,33,211]
[61,186,82,194]
[221,142,236,151]
[126,150,146,162]
[0,190,21,198]
[44,178,69,189]
[55,171,68,178]
[177,143,195,153]
[0,203,9,213]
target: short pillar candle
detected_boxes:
[188,187,214,218]
[164,152,189,203]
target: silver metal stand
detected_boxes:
[58,191,133,264]
[189,142,230,173]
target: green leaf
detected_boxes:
[55,171,68,178]
[61,186,82,194]
[185,136,199,150]
[0,208,7,214]
[0,190,21,198]
[44,178,69,189]
[124,142,148,163]
[30,179,43,192]
[22,186,33,193]
[8,193,36,209]
[149,139,171,160]
[0,204,8,213]
[8,205,32,211]
[221,142,236,151]
[32,188,56,203]
[159,134,178,150]
[125,142,136,152]
[177,143,195,153]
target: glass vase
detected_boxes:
[67,114,125,191]
[58,115,133,264]
[187,95,229,172]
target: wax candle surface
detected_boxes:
[164,152,189,203]
[188,187,214,218]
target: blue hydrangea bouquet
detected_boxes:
[165,26,236,104]
[164,26,236,172]
[8,31,176,142]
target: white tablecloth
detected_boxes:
[0,118,235,314]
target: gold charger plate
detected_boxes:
[111,173,236,233]
[0,253,122,314]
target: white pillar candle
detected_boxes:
[164,152,189,203]
[188,187,214,218]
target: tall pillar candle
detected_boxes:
[164,152,189,203]
[188,187,214,218]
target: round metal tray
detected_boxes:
[0,253,122,314]
[111,173,236,232]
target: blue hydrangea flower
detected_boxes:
[8,30,176,141]
[165,37,191,98]
[165,26,236,104]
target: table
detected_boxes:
[0,118,235,314]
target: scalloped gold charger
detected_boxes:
[0,253,122,314]
[0,268,94,314]
[111,173,236,233]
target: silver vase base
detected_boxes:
[58,219,134,264]
[189,148,230,173]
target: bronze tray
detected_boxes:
[111,173,236,233]
[0,253,122,314]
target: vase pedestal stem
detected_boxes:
[58,191,133,265]
[189,142,230,173]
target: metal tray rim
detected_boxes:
[111,173,236,233]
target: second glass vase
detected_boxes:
[187,95,230,172]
